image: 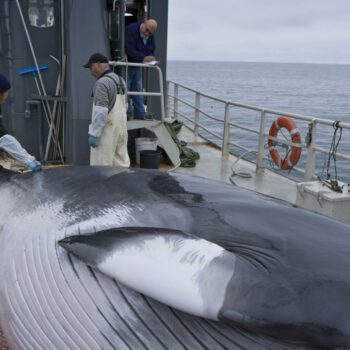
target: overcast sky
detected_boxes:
[167,0,350,63]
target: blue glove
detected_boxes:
[27,160,42,172]
[89,135,98,148]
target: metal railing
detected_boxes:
[166,80,350,181]
[109,61,166,121]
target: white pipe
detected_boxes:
[15,0,64,162]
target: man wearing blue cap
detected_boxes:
[0,73,42,172]
[83,53,130,167]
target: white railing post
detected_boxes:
[256,110,266,173]
[174,83,179,120]
[154,65,166,121]
[304,119,317,181]
[165,80,170,119]
[194,92,200,137]
[165,81,170,119]
[222,102,230,157]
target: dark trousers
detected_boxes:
[127,67,146,120]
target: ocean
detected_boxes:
[167,61,350,182]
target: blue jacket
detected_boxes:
[125,22,155,63]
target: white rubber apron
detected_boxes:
[90,94,130,167]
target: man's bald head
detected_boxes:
[140,19,158,37]
[145,19,157,32]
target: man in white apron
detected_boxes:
[83,53,130,167]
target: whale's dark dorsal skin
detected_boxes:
[1,166,350,349]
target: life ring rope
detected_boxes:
[268,116,302,170]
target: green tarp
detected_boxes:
[164,121,200,168]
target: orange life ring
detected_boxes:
[268,116,302,170]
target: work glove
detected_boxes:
[89,135,98,148]
[27,160,42,172]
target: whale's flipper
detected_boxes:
[59,227,237,320]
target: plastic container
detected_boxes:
[140,150,160,169]
[135,137,157,164]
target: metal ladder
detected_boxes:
[109,61,181,168]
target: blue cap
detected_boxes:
[0,74,11,93]
[83,52,109,68]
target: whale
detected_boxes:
[0,165,350,349]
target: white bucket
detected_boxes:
[135,137,158,164]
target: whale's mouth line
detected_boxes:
[61,223,278,275]
[212,239,280,273]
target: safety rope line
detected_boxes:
[266,134,294,174]
[324,121,343,181]
[317,121,344,193]
[279,128,294,172]
[229,150,257,184]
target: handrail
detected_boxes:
[167,80,350,128]
[166,80,350,181]
[109,61,166,121]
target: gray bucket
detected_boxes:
[140,150,160,169]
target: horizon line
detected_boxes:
[166,59,350,66]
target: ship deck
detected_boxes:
[163,126,297,204]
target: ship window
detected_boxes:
[28,0,54,28]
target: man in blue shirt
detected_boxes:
[125,19,157,120]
